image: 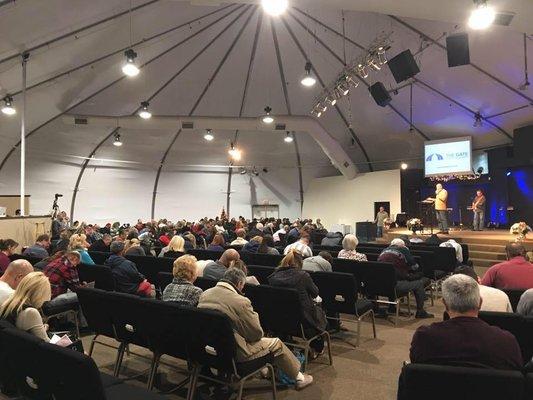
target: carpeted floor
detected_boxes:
[85,298,446,400]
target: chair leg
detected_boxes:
[186,365,199,400]
[236,377,247,400]
[407,294,412,316]
[147,353,161,390]
[88,334,98,357]
[324,332,333,366]
[268,364,277,400]
[302,345,309,372]
[73,311,80,338]
[113,342,126,377]
[370,310,377,339]
[395,301,400,326]
[356,317,362,347]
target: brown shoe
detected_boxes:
[295,373,313,390]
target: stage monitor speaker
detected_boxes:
[368,82,391,107]
[387,49,420,83]
[446,33,470,67]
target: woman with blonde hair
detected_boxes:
[125,238,146,256]
[338,234,367,262]
[0,271,51,341]
[68,233,95,265]
[162,255,202,306]
[159,235,185,258]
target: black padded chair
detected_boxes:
[193,276,218,291]
[88,251,111,265]
[310,271,376,346]
[125,255,174,284]
[9,253,44,266]
[78,263,115,291]
[247,265,275,284]
[246,284,332,371]
[187,308,277,400]
[502,288,526,312]
[398,362,525,400]
[156,271,174,293]
[240,253,284,268]
[188,249,223,261]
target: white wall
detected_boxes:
[302,169,401,232]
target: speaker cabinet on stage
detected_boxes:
[387,49,420,83]
[446,33,470,67]
[369,82,392,107]
[356,222,376,243]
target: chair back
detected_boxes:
[245,285,303,337]
[77,287,116,338]
[193,276,218,291]
[240,253,284,267]
[247,265,275,284]
[87,251,110,265]
[157,271,174,292]
[332,259,397,299]
[310,271,359,315]
[125,255,174,284]
[501,288,526,312]
[106,290,149,347]
[78,263,115,291]
[398,363,525,400]
[188,249,223,261]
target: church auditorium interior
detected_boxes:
[1,0,533,399]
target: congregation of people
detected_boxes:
[1,211,533,395]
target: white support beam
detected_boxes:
[63,114,358,179]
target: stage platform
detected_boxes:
[381,228,532,270]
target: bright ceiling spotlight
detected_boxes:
[401,162,408,170]
[228,143,242,161]
[473,112,482,128]
[122,49,140,77]
[284,132,294,143]
[368,58,382,71]
[377,46,388,65]
[338,80,350,96]
[261,0,288,16]
[468,0,496,30]
[113,132,123,147]
[346,74,360,88]
[326,95,337,106]
[357,63,369,79]
[301,61,316,87]
[1,96,16,116]
[204,129,214,141]
[262,106,274,124]
[138,101,152,119]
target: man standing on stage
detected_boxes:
[472,189,486,231]
[375,206,389,238]
[427,183,449,234]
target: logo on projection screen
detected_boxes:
[425,153,444,161]
[424,138,472,176]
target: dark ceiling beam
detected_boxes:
[150,5,256,219]
[271,19,304,213]
[0,0,161,66]
[8,4,237,98]
[69,128,119,221]
[389,15,533,105]
[227,10,264,217]
[0,4,243,174]
[485,104,530,119]
[290,8,430,142]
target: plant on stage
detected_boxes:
[383,218,394,229]
[510,222,532,241]
[407,218,422,234]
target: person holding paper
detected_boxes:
[0,272,51,341]
[426,183,449,234]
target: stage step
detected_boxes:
[470,257,500,269]
[468,250,507,261]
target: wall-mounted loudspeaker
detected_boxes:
[368,82,392,107]
[446,33,470,67]
[387,49,420,83]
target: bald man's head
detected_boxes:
[220,249,240,267]
[1,259,34,289]
[506,242,526,260]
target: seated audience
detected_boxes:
[440,239,463,264]
[257,234,279,255]
[43,251,83,300]
[0,239,19,273]
[337,234,367,261]
[481,243,533,289]
[124,238,146,256]
[321,232,343,247]
[0,260,34,304]
[454,266,512,312]
[162,255,202,306]
[230,229,248,246]
[0,272,51,341]
[283,233,313,258]
[105,241,153,297]
[230,259,260,286]
[378,238,433,319]
[303,251,333,272]
[22,234,51,259]
[287,224,301,241]
[52,230,71,253]
[68,233,95,265]
[410,274,523,369]
[316,219,324,230]
[88,234,112,253]
[198,268,313,389]
[246,222,264,240]
[242,236,262,253]
[159,235,186,258]
[273,225,288,243]
[207,233,226,252]
[517,288,533,316]
[183,232,197,251]
[203,249,240,280]
[268,251,327,357]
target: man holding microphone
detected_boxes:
[427,183,449,234]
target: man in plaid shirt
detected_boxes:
[43,251,82,298]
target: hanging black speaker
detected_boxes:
[387,49,420,83]
[446,33,470,67]
[368,82,391,107]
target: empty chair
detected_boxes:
[502,288,526,312]
[247,265,275,284]
[78,263,115,291]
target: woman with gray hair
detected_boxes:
[409,274,523,370]
[338,234,367,261]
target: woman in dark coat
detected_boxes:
[268,250,327,356]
